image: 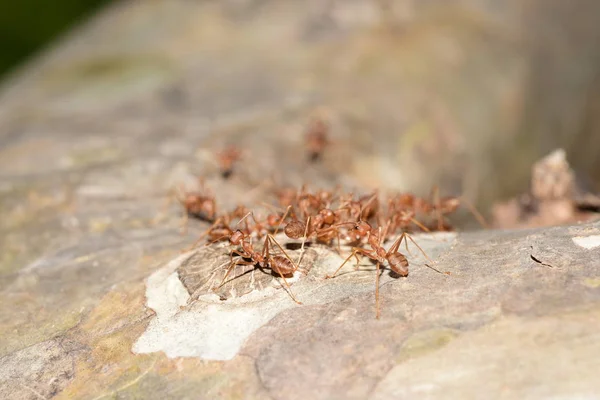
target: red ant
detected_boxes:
[428,186,488,230]
[338,192,379,221]
[284,208,355,254]
[216,145,242,179]
[185,206,285,251]
[217,229,302,304]
[325,221,434,319]
[305,117,330,162]
[155,180,217,234]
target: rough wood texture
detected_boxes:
[1,1,600,399]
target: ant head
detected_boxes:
[354,220,371,236]
[266,214,280,226]
[319,209,335,225]
[230,230,245,245]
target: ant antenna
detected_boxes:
[460,196,489,228]
[273,205,292,236]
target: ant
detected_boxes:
[305,117,330,162]
[157,180,217,234]
[275,188,298,209]
[179,190,217,222]
[338,192,379,222]
[428,186,488,230]
[217,229,302,304]
[184,205,283,251]
[216,145,242,179]
[284,208,355,253]
[325,221,434,319]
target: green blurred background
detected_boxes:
[0,0,110,79]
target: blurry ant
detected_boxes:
[338,192,379,221]
[284,208,355,253]
[184,205,283,251]
[155,179,217,234]
[325,221,435,319]
[429,186,488,230]
[178,187,217,223]
[217,229,302,304]
[236,207,290,239]
[305,117,330,162]
[216,145,242,179]
[387,209,431,237]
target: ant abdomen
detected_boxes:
[388,253,409,276]
[284,220,306,239]
[270,256,295,276]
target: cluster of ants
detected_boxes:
[173,117,487,318]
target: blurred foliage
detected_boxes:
[0,0,111,79]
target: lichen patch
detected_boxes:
[572,235,600,249]
[133,233,455,361]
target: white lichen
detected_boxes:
[572,235,600,250]
[133,232,456,361]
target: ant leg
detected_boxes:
[273,271,302,304]
[316,221,355,237]
[375,262,381,319]
[433,185,444,231]
[326,247,375,278]
[182,218,228,251]
[204,232,232,246]
[359,192,378,218]
[388,233,405,255]
[237,210,254,233]
[217,250,252,288]
[325,248,358,279]
[267,234,299,272]
[381,220,391,244]
[262,233,269,259]
[405,233,433,263]
[352,251,362,271]
[265,236,302,304]
[296,216,311,267]
[391,232,433,264]
[218,259,256,289]
[409,217,430,233]
[218,251,239,288]
[353,248,376,271]
[460,196,489,228]
[274,205,292,236]
[387,231,412,257]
